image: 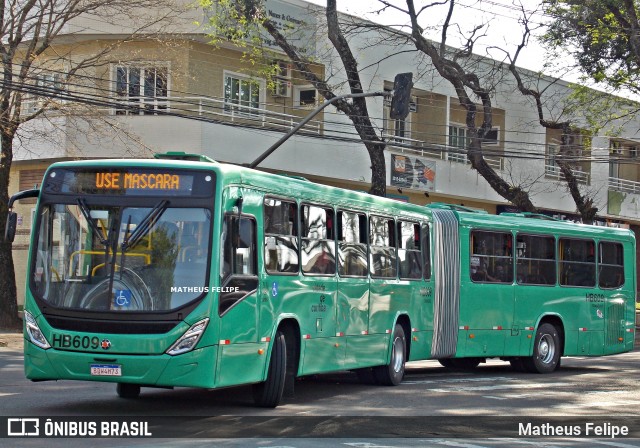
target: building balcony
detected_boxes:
[21,95,324,136]
[609,177,640,194]
[384,134,504,171]
[544,164,590,185]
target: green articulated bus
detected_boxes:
[5,152,636,407]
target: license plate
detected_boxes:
[90,364,122,376]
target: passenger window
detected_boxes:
[220,214,257,315]
[515,234,556,285]
[559,238,595,287]
[470,230,513,283]
[599,241,624,289]
[301,204,335,276]
[370,215,397,278]
[222,215,257,278]
[398,221,422,280]
[337,211,368,277]
[264,198,299,274]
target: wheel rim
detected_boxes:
[391,336,405,373]
[537,333,555,364]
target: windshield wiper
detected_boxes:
[121,200,169,252]
[77,199,109,246]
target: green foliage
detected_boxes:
[563,82,639,136]
[543,0,640,94]
[199,0,296,91]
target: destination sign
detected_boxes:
[95,172,181,191]
[43,168,215,197]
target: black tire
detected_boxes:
[522,323,562,373]
[373,324,406,386]
[253,330,286,407]
[116,383,141,399]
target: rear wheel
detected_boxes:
[253,330,286,407]
[116,383,140,399]
[522,323,561,373]
[373,324,406,386]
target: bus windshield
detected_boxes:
[32,202,212,312]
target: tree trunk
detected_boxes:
[0,131,21,330]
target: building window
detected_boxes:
[294,86,317,108]
[224,72,262,115]
[482,128,499,145]
[114,64,168,115]
[546,143,560,175]
[23,72,65,114]
[448,125,469,164]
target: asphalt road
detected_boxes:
[2,340,640,447]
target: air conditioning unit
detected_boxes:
[274,60,292,79]
[272,79,291,98]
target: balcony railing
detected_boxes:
[165,96,323,135]
[609,177,640,194]
[384,134,504,171]
[544,164,590,185]
[22,95,324,135]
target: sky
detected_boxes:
[303,0,566,77]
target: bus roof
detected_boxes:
[45,158,636,241]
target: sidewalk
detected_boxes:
[0,332,23,350]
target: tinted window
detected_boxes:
[516,234,556,285]
[559,238,595,287]
[599,241,624,289]
[470,230,513,283]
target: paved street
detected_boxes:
[2,333,640,446]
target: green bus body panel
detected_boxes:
[215,342,269,387]
[21,158,637,394]
[301,337,345,375]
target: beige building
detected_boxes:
[10,0,640,305]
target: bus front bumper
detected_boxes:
[24,341,218,389]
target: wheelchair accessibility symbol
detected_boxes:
[114,289,132,307]
[271,282,278,297]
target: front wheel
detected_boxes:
[373,324,406,386]
[253,330,286,407]
[522,323,561,373]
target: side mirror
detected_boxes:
[4,188,40,244]
[4,212,17,243]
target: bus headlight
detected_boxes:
[166,318,209,356]
[24,311,51,350]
